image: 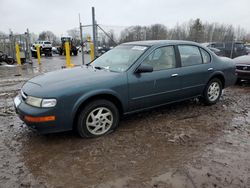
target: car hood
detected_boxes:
[29,66,118,86]
[23,66,123,97]
[233,55,250,65]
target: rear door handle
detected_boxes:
[208,68,214,71]
[171,74,178,77]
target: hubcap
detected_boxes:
[86,107,113,136]
[208,82,220,102]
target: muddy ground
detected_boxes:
[0,55,250,188]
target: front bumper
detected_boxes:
[14,95,69,134]
[236,69,250,80]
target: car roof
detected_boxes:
[123,40,200,47]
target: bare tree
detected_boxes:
[38,31,59,45]
[67,28,81,46]
[146,24,167,40]
[118,19,250,44]
[188,19,204,42]
[107,30,116,47]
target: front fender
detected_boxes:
[71,89,124,121]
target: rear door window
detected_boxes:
[200,48,211,64]
[178,45,202,67]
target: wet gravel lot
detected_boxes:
[0,54,250,188]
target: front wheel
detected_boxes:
[202,78,222,105]
[77,100,119,138]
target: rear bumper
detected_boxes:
[41,47,52,53]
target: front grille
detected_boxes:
[236,65,250,71]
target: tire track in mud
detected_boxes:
[0,83,249,187]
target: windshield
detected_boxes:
[91,45,148,72]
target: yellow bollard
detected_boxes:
[90,42,95,61]
[36,45,41,65]
[15,43,21,65]
[65,41,74,68]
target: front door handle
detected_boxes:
[208,68,214,71]
[171,73,178,77]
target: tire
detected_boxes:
[202,78,222,105]
[77,99,119,138]
[73,50,78,56]
[6,58,15,65]
[32,52,37,58]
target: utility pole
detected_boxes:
[79,14,84,65]
[92,7,97,58]
[9,30,15,59]
[95,20,98,49]
[25,28,32,63]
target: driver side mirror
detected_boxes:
[135,64,153,73]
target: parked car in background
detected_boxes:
[52,46,59,54]
[207,42,248,58]
[208,47,225,56]
[201,43,225,56]
[244,44,250,54]
[31,41,53,58]
[97,45,111,55]
[14,40,236,137]
[233,55,250,83]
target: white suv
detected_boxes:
[35,41,52,49]
[31,41,52,57]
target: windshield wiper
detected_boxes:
[93,66,110,71]
[86,64,111,71]
[94,66,105,70]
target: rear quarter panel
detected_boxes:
[213,56,236,87]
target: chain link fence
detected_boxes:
[0,29,32,63]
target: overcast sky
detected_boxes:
[1,0,250,36]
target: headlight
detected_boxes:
[26,96,42,107]
[26,96,57,108]
[41,99,57,107]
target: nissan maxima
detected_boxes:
[14,40,236,137]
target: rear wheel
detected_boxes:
[77,99,119,138]
[202,78,222,105]
[73,51,78,56]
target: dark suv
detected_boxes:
[208,42,248,58]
